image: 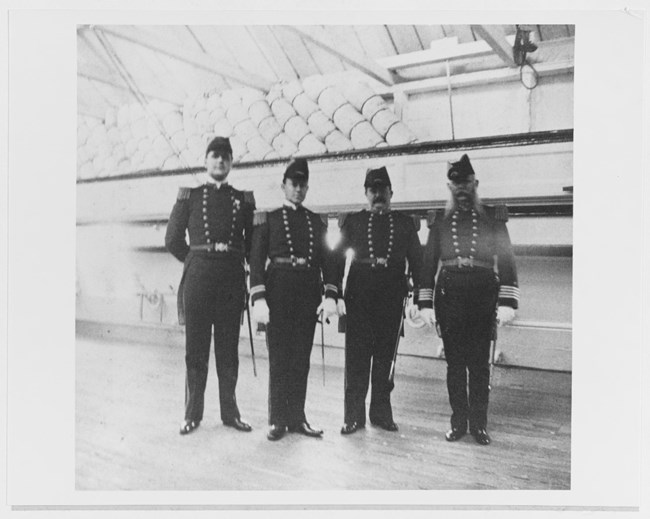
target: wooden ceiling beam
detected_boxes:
[81,25,273,92]
[282,25,395,86]
[471,25,517,67]
[77,68,183,106]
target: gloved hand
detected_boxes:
[316,297,338,320]
[405,304,425,329]
[337,299,347,317]
[406,304,419,320]
[253,299,270,325]
[496,306,516,327]
[419,308,436,326]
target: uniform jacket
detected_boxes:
[334,209,423,298]
[249,203,338,304]
[418,205,519,309]
[164,182,256,322]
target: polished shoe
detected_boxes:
[288,422,323,437]
[223,417,252,432]
[179,420,200,435]
[471,428,491,445]
[371,419,399,432]
[340,422,364,435]
[445,428,467,442]
[267,424,286,441]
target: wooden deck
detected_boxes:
[76,333,571,491]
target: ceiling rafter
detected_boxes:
[282,25,396,86]
[81,25,273,92]
[470,25,516,67]
[78,69,183,106]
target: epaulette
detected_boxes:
[253,210,267,226]
[410,214,421,232]
[177,187,192,200]
[338,212,349,228]
[243,190,256,206]
[319,213,329,227]
[426,209,443,228]
[490,204,509,222]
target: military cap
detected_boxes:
[206,136,232,157]
[447,154,476,182]
[364,166,392,188]
[283,158,309,181]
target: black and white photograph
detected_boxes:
[3,2,648,516]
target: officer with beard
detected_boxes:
[335,166,423,435]
[249,158,338,441]
[165,136,256,436]
[418,154,519,445]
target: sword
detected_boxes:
[318,311,326,386]
[388,296,409,383]
[245,291,257,377]
[489,305,498,391]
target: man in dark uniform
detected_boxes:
[249,158,338,441]
[165,136,256,435]
[418,154,519,445]
[334,166,423,435]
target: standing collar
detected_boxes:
[283,200,303,210]
[206,180,229,189]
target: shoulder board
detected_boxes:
[243,190,256,206]
[426,209,443,228]
[489,204,509,222]
[410,214,421,232]
[318,213,329,227]
[176,187,192,200]
[338,212,349,228]
[253,210,267,226]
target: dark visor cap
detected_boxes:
[447,154,476,182]
[283,158,309,181]
[364,166,391,189]
[206,136,232,157]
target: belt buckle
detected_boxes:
[213,242,229,252]
[376,257,388,267]
[290,255,307,267]
[457,257,473,268]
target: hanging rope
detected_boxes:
[519,59,539,90]
[445,59,456,140]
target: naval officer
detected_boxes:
[249,158,338,441]
[165,136,255,435]
[418,154,519,445]
[334,166,423,435]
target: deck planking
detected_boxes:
[76,334,570,491]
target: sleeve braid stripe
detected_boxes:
[250,285,266,296]
[324,284,338,295]
[498,286,520,300]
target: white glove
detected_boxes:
[337,299,347,317]
[496,306,516,327]
[419,308,436,326]
[406,304,420,320]
[316,297,338,320]
[405,304,425,329]
[252,299,270,325]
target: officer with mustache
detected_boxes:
[418,154,519,445]
[334,166,423,435]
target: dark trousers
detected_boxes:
[182,256,245,423]
[434,268,498,431]
[266,267,321,427]
[344,270,404,426]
